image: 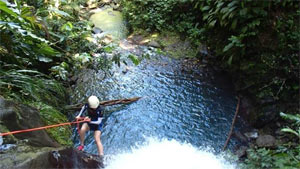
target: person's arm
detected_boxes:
[76,105,86,118]
[89,117,103,124]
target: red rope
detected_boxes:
[0,117,89,137]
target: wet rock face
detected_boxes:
[49,148,104,168]
[0,98,59,147]
[0,146,103,169]
[0,145,55,169]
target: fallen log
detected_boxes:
[64,97,141,111]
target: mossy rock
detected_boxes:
[128,30,198,59]
[0,98,60,147]
[29,102,73,146]
[0,123,17,144]
[0,143,59,169]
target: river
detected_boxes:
[70,8,245,169]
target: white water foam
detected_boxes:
[105,138,236,169]
[0,134,3,145]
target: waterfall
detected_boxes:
[105,137,236,169]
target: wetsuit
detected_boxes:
[76,104,104,131]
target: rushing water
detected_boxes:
[71,52,244,168]
[105,138,236,169]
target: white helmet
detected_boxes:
[88,95,100,109]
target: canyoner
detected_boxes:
[76,95,105,157]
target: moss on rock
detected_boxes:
[29,102,73,146]
[128,30,198,59]
[0,123,17,144]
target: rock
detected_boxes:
[235,146,248,158]
[0,98,60,147]
[148,40,161,48]
[0,146,104,169]
[196,44,210,62]
[77,69,96,83]
[127,34,145,44]
[256,134,276,148]
[252,105,279,128]
[0,145,56,169]
[239,97,254,120]
[92,27,103,34]
[233,131,248,143]
[49,148,104,168]
[244,131,259,140]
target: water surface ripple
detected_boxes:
[71,55,244,155]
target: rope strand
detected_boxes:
[0,117,89,137]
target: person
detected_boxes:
[76,95,104,156]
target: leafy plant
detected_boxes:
[280,112,300,140]
[0,64,67,107]
[241,147,300,169]
[0,0,60,69]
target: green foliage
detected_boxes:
[0,1,60,69]
[128,54,140,66]
[280,112,300,140]
[0,0,97,80]
[0,64,67,108]
[241,146,300,169]
[121,0,178,32]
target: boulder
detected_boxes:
[49,148,104,168]
[0,144,55,169]
[256,134,276,148]
[0,98,60,147]
[148,40,161,48]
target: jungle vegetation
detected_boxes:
[0,0,99,145]
[120,0,299,168]
[0,0,299,167]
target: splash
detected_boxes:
[105,138,236,169]
[0,134,2,145]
